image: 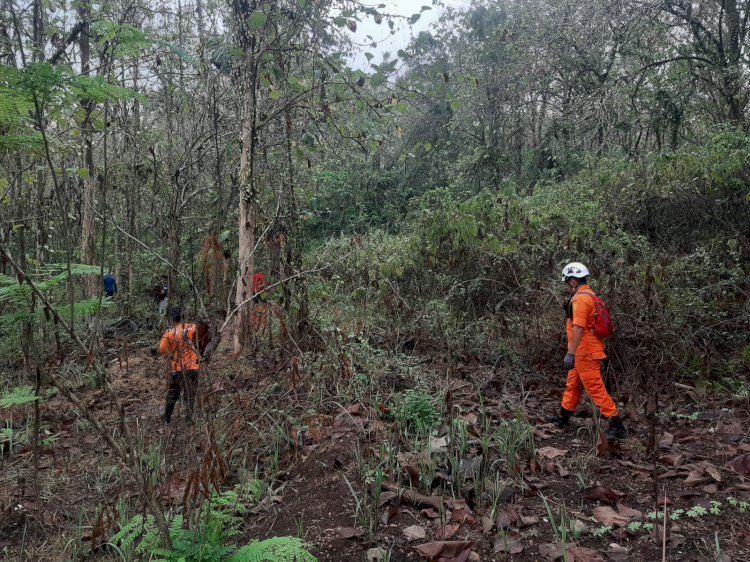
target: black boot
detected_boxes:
[544,407,573,429]
[606,415,627,441]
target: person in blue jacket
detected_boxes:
[103,272,118,297]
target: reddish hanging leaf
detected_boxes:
[726,453,750,476]
[421,508,439,519]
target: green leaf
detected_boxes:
[364,52,374,62]
[0,386,40,408]
[269,89,282,100]
[423,142,432,152]
[397,49,408,59]
[334,16,347,27]
[247,11,268,31]
[370,73,385,88]
[297,0,306,7]
[77,168,90,179]
[395,102,408,114]
[409,13,421,24]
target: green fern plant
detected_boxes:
[227,537,317,562]
[109,482,296,562]
[0,386,41,408]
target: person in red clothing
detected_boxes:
[546,262,627,441]
[159,307,200,423]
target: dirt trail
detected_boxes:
[1,337,749,561]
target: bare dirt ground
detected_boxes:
[1,338,749,562]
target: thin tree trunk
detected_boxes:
[79,0,98,298]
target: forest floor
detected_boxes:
[1,332,749,562]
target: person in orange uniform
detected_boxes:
[159,307,200,423]
[546,262,627,441]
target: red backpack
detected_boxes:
[576,291,615,339]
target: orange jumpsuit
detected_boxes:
[561,285,618,418]
[159,323,200,422]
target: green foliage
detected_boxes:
[393,389,440,434]
[0,264,112,331]
[0,386,40,408]
[227,537,317,562]
[110,483,313,562]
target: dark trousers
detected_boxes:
[164,370,198,422]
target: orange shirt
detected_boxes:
[159,323,200,371]
[566,285,606,359]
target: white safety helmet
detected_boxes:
[561,262,590,282]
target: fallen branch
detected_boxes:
[381,481,444,511]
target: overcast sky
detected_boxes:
[347,0,469,70]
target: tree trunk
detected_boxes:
[232,0,259,356]
[79,1,98,297]
[233,63,257,356]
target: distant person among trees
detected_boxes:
[159,307,200,424]
[157,274,169,314]
[546,262,627,441]
[102,272,117,297]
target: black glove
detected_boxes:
[564,352,575,370]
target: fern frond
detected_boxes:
[0,386,40,408]
[228,537,317,562]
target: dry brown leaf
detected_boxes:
[481,515,493,534]
[705,464,722,482]
[684,470,708,486]
[584,485,624,503]
[495,508,513,530]
[381,506,399,524]
[403,525,427,541]
[659,432,674,449]
[669,533,686,548]
[451,507,476,525]
[726,453,750,476]
[659,452,684,467]
[596,431,611,457]
[494,535,523,554]
[421,508,439,519]
[436,523,459,540]
[592,506,630,527]
[539,542,564,561]
[336,526,364,539]
[569,546,605,562]
[414,541,474,562]
[537,446,569,460]
[616,503,642,520]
